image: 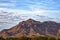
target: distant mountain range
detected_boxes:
[0,19,60,38]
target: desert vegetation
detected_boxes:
[0,36,60,40]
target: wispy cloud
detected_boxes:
[0,0,60,30]
[0,7,60,18]
[0,0,16,8]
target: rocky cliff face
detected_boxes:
[0,19,60,38]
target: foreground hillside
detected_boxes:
[0,19,60,38]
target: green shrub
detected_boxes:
[19,36,31,40]
[6,37,20,40]
[0,36,58,40]
[49,37,56,40]
[31,36,48,40]
[5,36,31,40]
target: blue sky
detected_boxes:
[0,0,60,10]
[0,0,60,30]
[16,0,60,10]
[0,0,60,17]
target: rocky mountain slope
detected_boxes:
[0,19,60,38]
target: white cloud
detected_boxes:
[0,8,60,18]
[0,7,60,30]
[0,0,16,7]
[0,3,60,19]
[0,3,15,7]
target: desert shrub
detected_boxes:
[49,37,56,40]
[31,36,48,40]
[19,36,31,40]
[0,37,5,40]
[5,37,19,40]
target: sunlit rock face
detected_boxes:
[0,19,60,38]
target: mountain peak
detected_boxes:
[0,19,60,38]
[26,19,36,22]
